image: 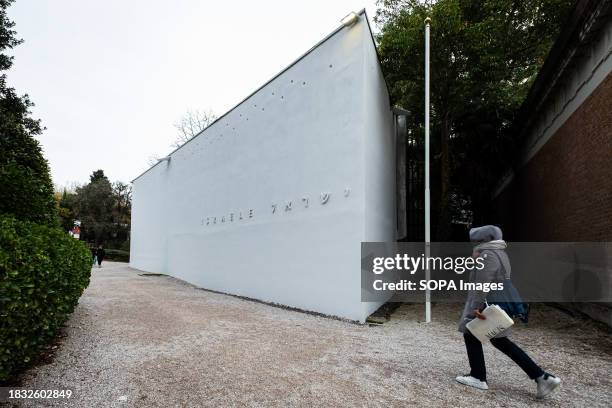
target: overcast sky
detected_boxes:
[7,0,378,188]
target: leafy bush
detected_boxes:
[0,215,91,381]
[103,249,129,262]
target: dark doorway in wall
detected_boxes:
[395,110,424,242]
[405,127,424,241]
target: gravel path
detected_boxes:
[9,261,612,407]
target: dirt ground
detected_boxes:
[8,261,612,407]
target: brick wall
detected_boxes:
[494,73,612,241]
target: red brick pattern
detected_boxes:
[494,74,612,241]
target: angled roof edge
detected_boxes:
[492,0,612,199]
[513,0,611,138]
[133,9,386,183]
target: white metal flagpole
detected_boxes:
[424,17,432,323]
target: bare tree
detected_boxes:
[172,109,216,148]
[146,109,216,168]
[147,154,161,166]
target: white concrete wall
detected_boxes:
[361,21,396,318]
[129,164,168,273]
[130,14,394,322]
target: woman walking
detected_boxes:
[456,225,561,399]
[91,246,97,267]
[96,245,105,268]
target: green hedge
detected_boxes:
[0,215,91,381]
[104,249,129,262]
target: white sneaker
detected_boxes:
[456,375,489,390]
[536,373,561,399]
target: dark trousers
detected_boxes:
[464,331,544,382]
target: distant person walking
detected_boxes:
[456,225,561,399]
[96,245,105,268]
[91,246,97,267]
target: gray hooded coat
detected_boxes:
[458,226,512,337]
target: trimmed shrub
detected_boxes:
[0,215,91,381]
[103,249,129,263]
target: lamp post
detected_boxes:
[424,17,431,323]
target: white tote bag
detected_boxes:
[466,303,515,343]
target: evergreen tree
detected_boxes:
[0,0,56,226]
[375,0,573,238]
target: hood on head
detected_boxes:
[469,225,503,242]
